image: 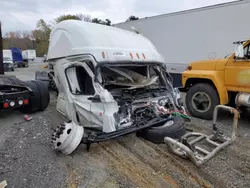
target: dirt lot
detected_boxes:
[0,63,250,188]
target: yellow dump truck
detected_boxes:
[182,40,250,120]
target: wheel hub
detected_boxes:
[51,121,84,155]
[191,92,211,113]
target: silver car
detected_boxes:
[3,57,14,71]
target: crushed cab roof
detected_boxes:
[47,20,164,63]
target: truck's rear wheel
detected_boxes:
[20,81,41,113]
[185,83,219,120]
[32,80,50,111]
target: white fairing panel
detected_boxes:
[3,50,13,61]
[47,20,164,63]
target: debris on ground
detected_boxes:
[24,115,32,121]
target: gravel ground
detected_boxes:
[0,63,250,188]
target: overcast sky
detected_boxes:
[1,0,235,34]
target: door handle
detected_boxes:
[88,95,101,102]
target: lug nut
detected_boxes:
[60,127,65,131]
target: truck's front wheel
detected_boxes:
[185,83,219,120]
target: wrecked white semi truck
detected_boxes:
[43,20,191,155]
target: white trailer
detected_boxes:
[114,0,250,87]
[2,49,13,61]
[22,49,36,61]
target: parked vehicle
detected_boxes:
[114,0,250,88]
[182,40,250,120]
[36,20,189,155]
[10,47,24,67]
[3,57,14,71]
[0,76,50,113]
[22,49,36,66]
[43,54,47,62]
[2,50,14,71]
[3,49,13,61]
[0,42,49,115]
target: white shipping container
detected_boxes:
[22,50,36,60]
[114,0,250,74]
[2,50,13,61]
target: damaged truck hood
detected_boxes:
[67,61,184,133]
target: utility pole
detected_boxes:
[0,21,4,75]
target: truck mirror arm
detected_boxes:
[234,56,250,62]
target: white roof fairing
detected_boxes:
[47,20,164,63]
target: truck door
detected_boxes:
[225,43,250,91]
[65,62,105,130]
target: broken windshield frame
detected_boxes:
[94,61,172,91]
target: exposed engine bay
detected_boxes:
[111,88,183,129]
[96,63,186,130]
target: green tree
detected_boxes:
[105,19,111,26]
[36,19,51,35]
[32,19,51,56]
[92,18,111,26]
[55,14,81,24]
[126,15,139,22]
[55,14,92,24]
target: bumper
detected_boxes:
[3,64,14,71]
[83,117,172,143]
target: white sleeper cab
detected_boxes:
[46,20,188,154]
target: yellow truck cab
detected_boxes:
[182,40,250,120]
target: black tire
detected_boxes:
[22,64,25,67]
[32,80,50,111]
[185,83,219,120]
[11,67,14,71]
[18,64,21,68]
[20,81,41,113]
[137,117,186,143]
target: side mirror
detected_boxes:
[235,43,244,59]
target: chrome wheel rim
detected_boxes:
[191,92,211,113]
